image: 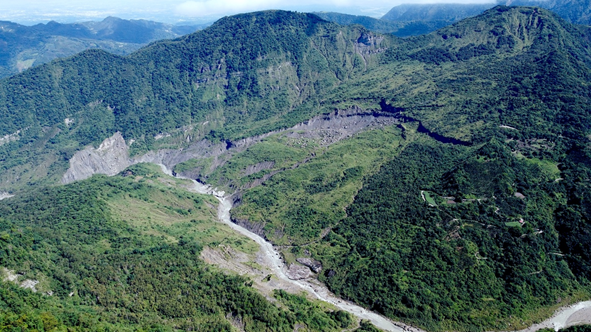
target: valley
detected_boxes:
[2,5,591,331]
[158,164,414,332]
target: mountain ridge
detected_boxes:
[0,17,204,78]
[0,6,591,331]
[381,0,591,30]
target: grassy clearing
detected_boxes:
[232,125,414,245]
[424,191,438,206]
[514,153,561,180]
[207,138,312,188]
[174,156,216,175]
[505,221,523,227]
[109,164,259,255]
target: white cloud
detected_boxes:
[173,0,361,17]
[174,0,496,18]
[175,0,282,17]
[0,0,500,24]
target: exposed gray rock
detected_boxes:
[0,192,14,200]
[2,267,40,293]
[296,257,323,273]
[62,109,399,184]
[286,109,398,147]
[62,132,130,184]
[286,263,312,280]
[240,161,275,177]
[62,133,228,184]
[20,279,39,292]
[232,218,266,238]
[0,129,22,147]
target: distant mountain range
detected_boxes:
[313,12,452,37]
[1,6,591,331]
[381,0,591,26]
[381,3,494,22]
[0,17,206,78]
[316,0,591,41]
[2,0,589,81]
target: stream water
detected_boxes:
[158,164,413,332]
[158,164,591,332]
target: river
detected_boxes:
[158,164,591,332]
[158,164,414,332]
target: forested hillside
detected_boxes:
[0,163,356,331]
[381,0,591,27]
[0,10,387,191]
[313,12,451,37]
[0,17,201,78]
[227,7,591,330]
[0,6,590,331]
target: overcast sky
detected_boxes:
[0,0,497,25]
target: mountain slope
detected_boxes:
[313,12,451,37]
[0,17,203,78]
[381,0,591,31]
[382,3,493,22]
[0,163,356,331]
[1,7,591,331]
[220,7,591,330]
[0,11,386,191]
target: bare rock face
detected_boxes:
[133,139,227,168]
[62,132,131,184]
[286,263,312,280]
[232,217,267,238]
[61,132,228,184]
[0,192,14,201]
[61,110,399,185]
[240,161,275,177]
[296,257,322,273]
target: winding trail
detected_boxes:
[158,164,415,332]
[158,164,591,332]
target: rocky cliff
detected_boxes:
[62,109,400,184]
[62,132,130,184]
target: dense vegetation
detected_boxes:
[0,17,200,78]
[0,164,354,331]
[314,12,451,37]
[1,5,591,331]
[233,126,591,330]
[0,11,386,191]
[223,8,591,330]
[317,138,590,330]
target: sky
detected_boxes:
[0,0,497,25]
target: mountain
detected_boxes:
[1,6,591,331]
[0,10,384,190]
[534,0,591,24]
[0,17,204,78]
[320,1,591,39]
[382,0,591,29]
[381,3,494,22]
[0,163,358,331]
[78,17,204,44]
[314,12,451,37]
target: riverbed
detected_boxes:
[158,164,591,332]
[158,164,414,332]
[515,301,591,332]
